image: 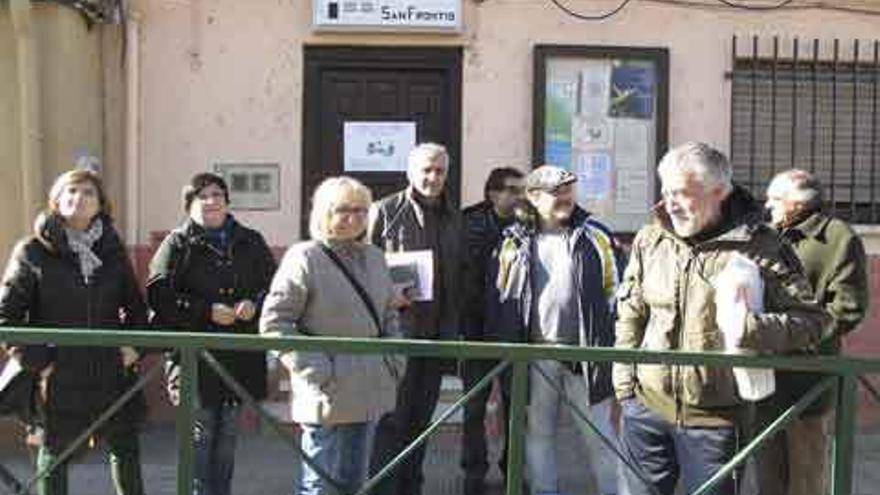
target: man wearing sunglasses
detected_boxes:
[460,166,525,495]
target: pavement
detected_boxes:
[1,417,879,495]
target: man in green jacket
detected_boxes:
[614,143,828,495]
[756,169,869,495]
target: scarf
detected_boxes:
[65,218,104,283]
[204,216,234,253]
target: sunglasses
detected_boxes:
[502,185,525,194]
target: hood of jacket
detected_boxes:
[33,211,122,260]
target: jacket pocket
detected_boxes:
[680,325,737,407]
[682,364,737,408]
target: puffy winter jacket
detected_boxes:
[0,212,147,448]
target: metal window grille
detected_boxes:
[730,36,880,223]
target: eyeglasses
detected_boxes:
[196,191,226,201]
[332,205,369,217]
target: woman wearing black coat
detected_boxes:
[146,173,276,495]
[0,169,147,495]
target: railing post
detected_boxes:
[176,348,199,495]
[832,373,858,495]
[506,360,528,495]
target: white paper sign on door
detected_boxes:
[344,122,417,172]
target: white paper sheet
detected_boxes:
[386,250,434,302]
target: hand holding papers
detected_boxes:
[386,250,434,302]
[713,253,775,401]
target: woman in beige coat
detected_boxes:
[259,176,400,495]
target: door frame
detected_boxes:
[301,45,463,234]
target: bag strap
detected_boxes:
[318,244,383,336]
[319,244,400,383]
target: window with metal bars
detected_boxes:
[730,37,880,224]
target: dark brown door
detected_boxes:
[302,46,462,235]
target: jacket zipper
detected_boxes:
[674,251,696,428]
[570,229,594,404]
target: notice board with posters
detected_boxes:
[533,45,669,234]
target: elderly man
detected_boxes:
[367,142,463,495]
[754,169,869,495]
[614,143,828,495]
[485,165,624,495]
[460,166,524,495]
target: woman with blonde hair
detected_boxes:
[260,176,401,495]
[0,169,147,495]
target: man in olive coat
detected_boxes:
[755,169,869,495]
[614,143,828,495]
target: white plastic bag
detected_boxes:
[713,253,775,402]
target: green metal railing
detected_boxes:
[1,327,879,495]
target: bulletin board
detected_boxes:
[533,45,669,234]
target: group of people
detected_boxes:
[0,139,869,495]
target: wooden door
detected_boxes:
[302,46,462,235]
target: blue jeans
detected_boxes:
[193,404,240,495]
[298,422,372,495]
[620,398,738,495]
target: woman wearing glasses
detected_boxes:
[260,176,402,495]
[147,173,276,495]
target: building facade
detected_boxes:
[2,0,880,421]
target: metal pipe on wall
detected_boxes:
[125,9,141,245]
[10,0,43,232]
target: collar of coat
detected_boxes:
[403,186,458,228]
[180,215,250,253]
[504,205,593,242]
[650,185,768,247]
[33,210,121,259]
[784,211,831,241]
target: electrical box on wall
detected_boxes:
[312,0,462,33]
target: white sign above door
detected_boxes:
[313,0,462,33]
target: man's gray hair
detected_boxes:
[769,169,823,210]
[657,142,733,193]
[408,143,449,174]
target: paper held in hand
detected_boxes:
[713,252,775,402]
[386,250,434,302]
[0,357,23,395]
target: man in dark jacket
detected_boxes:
[614,143,828,495]
[485,165,624,495]
[367,143,464,495]
[460,166,524,495]
[755,169,869,495]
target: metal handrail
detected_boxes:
[0,326,875,495]
[3,328,880,374]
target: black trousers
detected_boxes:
[369,357,444,495]
[460,358,511,488]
